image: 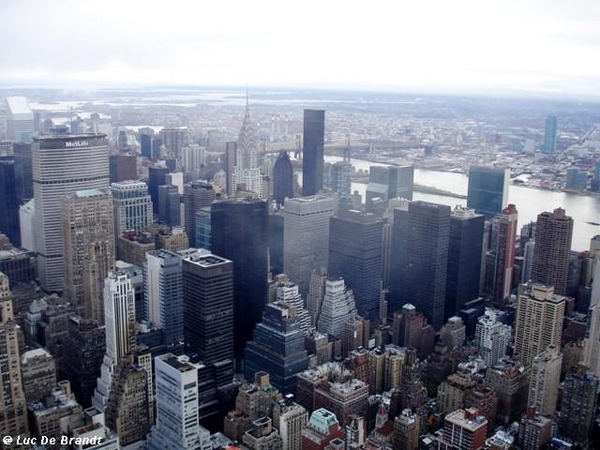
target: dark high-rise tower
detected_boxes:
[490,204,518,305]
[181,250,234,381]
[244,301,309,394]
[390,201,451,329]
[0,157,20,247]
[273,150,294,207]
[328,210,385,320]
[184,181,215,247]
[467,166,509,219]
[158,184,181,226]
[148,166,171,213]
[542,114,557,154]
[365,165,414,212]
[302,110,325,196]
[211,198,269,362]
[445,206,484,320]
[531,208,573,295]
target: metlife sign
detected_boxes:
[65,140,90,148]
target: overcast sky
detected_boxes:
[1,0,599,98]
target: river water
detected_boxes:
[324,156,600,252]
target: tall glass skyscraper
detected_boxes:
[33,134,110,292]
[0,157,20,247]
[244,302,309,395]
[302,110,325,196]
[211,198,269,362]
[466,166,509,219]
[273,150,294,207]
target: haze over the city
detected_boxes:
[2,0,600,99]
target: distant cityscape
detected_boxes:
[1,88,600,450]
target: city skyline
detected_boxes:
[1,1,600,99]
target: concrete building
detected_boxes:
[243,417,283,450]
[301,408,345,450]
[436,408,487,450]
[5,96,35,143]
[474,308,511,367]
[110,180,152,240]
[527,345,562,417]
[313,378,369,427]
[518,407,552,450]
[272,396,308,450]
[29,381,82,439]
[485,357,529,424]
[146,353,212,450]
[436,371,476,414]
[62,189,115,324]
[283,195,336,295]
[20,348,56,403]
[514,283,565,366]
[117,231,155,266]
[307,267,328,327]
[393,408,420,450]
[317,278,357,340]
[33,135,110,292]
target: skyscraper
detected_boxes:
[92,270,136,412]
[328,210,385,320]
[273,277,311,334]
[233,99,262,196]
[324,160,353,208]
[245,302,309,394]
[273,150,294,207]
[365,165,414,211]
[181,144,206,178]
[559,363,598,446]
[184,181,215,247]
[489,204,518,304]
[467,166,509,218]
[148,166,171,213]
[514,283,565,366]
[181,250,234,367]
[33,134,110,292]
[283,195,336,295]
[0,272,28,437]
[146,354,212,450]
[317,278,357,340]
[302,110,325,196]
[390,201,451,329]
[159,127,190,160]
[5,96,35,143]
[542,114,557,154]
[527,345,562,417]
[445,206,484,319]
[211,198,269,361]
[0,157,20,247]
[531,208,573,295]
[144,250,184,352]
[110,180,152,239]
[158,184,181,226]
[584,258,600,377]
[62,189,115,324]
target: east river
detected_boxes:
[324,156,600,252]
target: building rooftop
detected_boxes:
[6,96,32,117]
[21,348,52,364]
[74,189,107,198]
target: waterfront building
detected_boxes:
[467,165,509,218]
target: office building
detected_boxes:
[110,180,152,239]
[233,100,262,197]
[140,132,152,159]
[314,378,369,427]
[531,208,573,296]
[446,206,484,319]
[558,363,598,446]
[273,276,311,334]
[474,308,511,367]
[5,96,35,143]
[13,142,33,204]
[0,157,20,247]
[302,110,325,196]
[245,302,309,395]
[317,278,357,340]
[521,239,535,283]
[307,267,328,327]
[146,354,212,450]
[183,181,215,247]
[61,316,105,408]
[20,348,57,403]
[211,198,269,361]
[390,201,450,329]
[584,260,600,377]
[159,127,190,160]
[489,204,519,304]
[109,154,137,183]
[283,195,336,295]
[329,210,384,320]
[467,166,509,218]
[392,304,435,358]
[273,150,294,207]
[514,283,565,366]
[565,168,587,190]
[392,409,420,450]
[302,408,345,450]
[181,250,234,371]
[144,250,184,352]
[272,396,308,450]
[518,407,552,450]
[147,166,171,213]
[542,114,557,154]
[62,189,115,323]
[33,134,110,292]
[365,165,414,211]
[485,357,529,424]
[437,370,476,414]
[225,141,237,196]
[243,417,283,450]
[528,345,562,417]
[181,144,206,178]
[92,270,136,412]
[157,184,181,226]
[324,159,353,208]
[0,273,28,437]
[436,408,487,450]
